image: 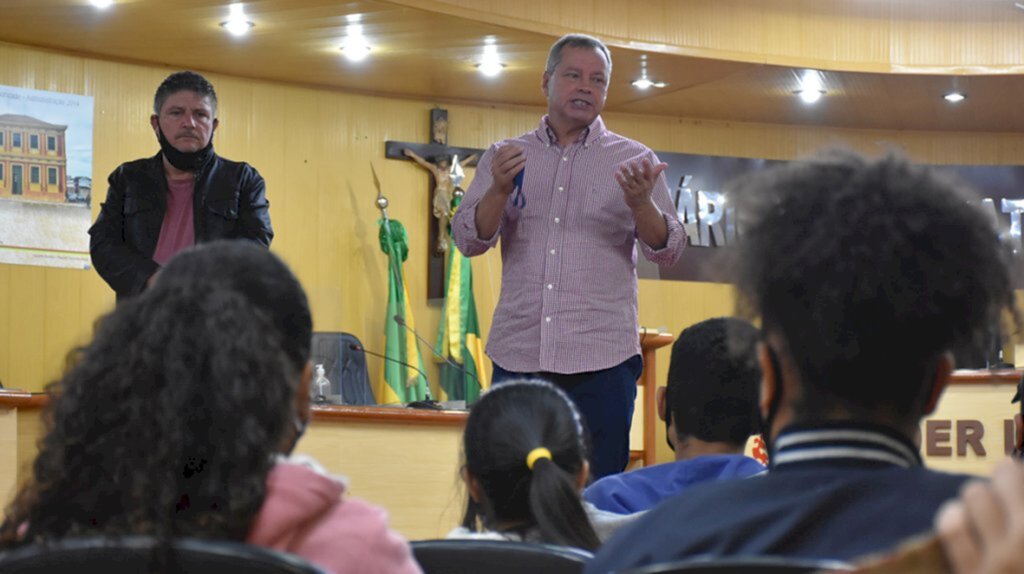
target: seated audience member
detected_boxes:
[0,241,420,574]
[584,317,765,514]
[449,380,638,550]
[585,150,1017,573]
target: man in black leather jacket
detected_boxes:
[89,71,272,301]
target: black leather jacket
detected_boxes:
[88,152,273,301]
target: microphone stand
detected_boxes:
[393,314,483,389]
[348,344,444,410]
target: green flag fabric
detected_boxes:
[434,196,490,404]
[376,218,429,404]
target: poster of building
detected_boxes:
[0,85,93,269]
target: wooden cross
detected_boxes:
[385,108,482,300]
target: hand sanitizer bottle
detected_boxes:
[313,364,329,404]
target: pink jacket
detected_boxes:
[247,458,422,574]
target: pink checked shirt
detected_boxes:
[452,116,685,374]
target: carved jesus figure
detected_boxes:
[403,148,478,254]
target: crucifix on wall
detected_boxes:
[385,109,482,300]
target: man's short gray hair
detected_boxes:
[545,34,612,74]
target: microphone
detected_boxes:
[393,314,482,387]
[347,343,442,410]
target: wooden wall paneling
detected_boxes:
[0,265,10,388]
[401,0,1024,72]
[7,266,45,390]
[41,267,82,387]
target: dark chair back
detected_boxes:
[0,536,326,574]
[311,331,376,405]
[622,556,853,573]
[412,539,593,574]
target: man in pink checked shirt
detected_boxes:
[452,34,686,479]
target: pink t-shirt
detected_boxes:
[152,177,196,266]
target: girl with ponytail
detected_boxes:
[450,380,638,551]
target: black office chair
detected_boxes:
[0,536,326,574]
[311,331,376,405]
[412,539,593,574]
[622,556,853,574]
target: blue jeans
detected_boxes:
[491,355,642,480]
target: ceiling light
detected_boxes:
[340,22,371,62]
[1015,2,1024,10]
[477,38,504,77]
[341,40,371,62]
[220,3,254,37]
[90,0,113,8]
[944,92,966,103]
[798,88,825,104]
[631,78,667,90]
[796,70,826,104]
[632,55,667,90]
[476,61,505,77]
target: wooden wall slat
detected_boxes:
[397,0,1024,72]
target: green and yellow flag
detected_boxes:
[377,218,429,404]
[435,195,490,404]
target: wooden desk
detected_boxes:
[921,369,1020,476]
[297,405,467,539]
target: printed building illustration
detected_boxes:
[0,114,68,203]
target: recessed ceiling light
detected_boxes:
[796,70,826,104]
[220,3,254,37]
[339,16,372,62]
[944,92,966,103]
[632,55,667,90]
[90,0,113,7]
[797,88,825,104]
[476,61,505,77]
[340,30,371,61]
[341,41,371,62]
[631,78,666,90]
[477,38,504,77]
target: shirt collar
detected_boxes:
[536,115,606,147]
[769,421,922,470]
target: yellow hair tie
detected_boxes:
[526,447,552,470]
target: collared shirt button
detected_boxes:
[545,316,552,323]
[547,284,553,290]
[558,186,564,192]
[554,217,560,223]
[549,249,556,255]
[562,156,568,162]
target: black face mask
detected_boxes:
[664,386,676,452]
[157,126,214,172]
[760,344,785,463]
